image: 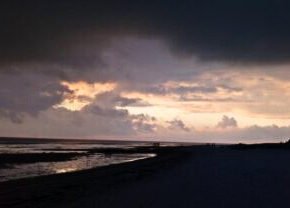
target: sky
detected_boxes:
[1,0,290,143]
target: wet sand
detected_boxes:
[1,145,290,208]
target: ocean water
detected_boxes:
[0,141,156,182]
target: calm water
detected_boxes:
[0,142,156,182]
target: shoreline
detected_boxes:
[0,146,193,208]
[0,145,191,181]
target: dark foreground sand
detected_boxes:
[1,145,290,208]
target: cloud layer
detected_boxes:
[1,1,290,142]
[2,0,290,72]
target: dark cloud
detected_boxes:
[167,119,190,132]
[137,82,243,96]
[1,0,290,73]
[171,86,218,94]
[83,104,129,118]
[93,92,151,108]
[131,114,157,133]
[137,85,211,95]
[0,73,72,122]
[217,115,238,128]
[67,92,157,134]
[0,91,158,137]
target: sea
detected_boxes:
[0,138,157,182]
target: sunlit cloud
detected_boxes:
[56,81,117,110]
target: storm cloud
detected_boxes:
[0,72,72,122]
[2,0,290,73]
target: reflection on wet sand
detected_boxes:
[0,143,156,182]
[55,167,78,174]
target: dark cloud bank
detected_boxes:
[2,0,290,69]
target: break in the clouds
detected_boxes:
[1,1,290,142]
